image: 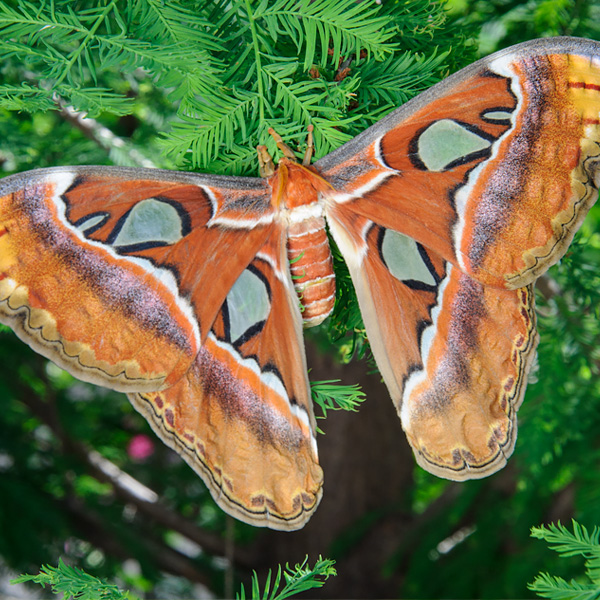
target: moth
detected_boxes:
[1,37,599,531]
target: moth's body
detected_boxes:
[0,37,600,531]
[270,158,336,326]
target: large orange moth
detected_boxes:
[1,37,599,529]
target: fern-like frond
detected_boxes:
[94,37,223,102]
[311,380,365,426]
[528,572,600,600]
[0,84,55,112]
[0,1,225,119]
[204,144,262,175]
[163,90,258,167]
[529,521,600,600]
[237,556,336,600]
[0,2,86,46]
[263,63,338,123]
[95,38,195,76]
[125,0,222,49]
[311,115,357,158]
[531,521,600,558]
[357,50,450,110]
[588,556,600,590]
[57,85,134,117]
[12,558,131,600]
[258,0,395,69]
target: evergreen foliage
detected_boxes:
[0,0,466,174]
[310,379,365,433]
[13,558,131,600]
[237,556,336,600]
[13,556,335,600]
[529,521,600,600]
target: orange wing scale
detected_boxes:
[460,53,600,288]
[62,174,277,343]
[403,275,537,478]
[319,70,517,275]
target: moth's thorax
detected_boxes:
[270,159,331,210]
[270,160,335,327]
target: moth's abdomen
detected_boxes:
[287,215,335,327]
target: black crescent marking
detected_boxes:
[408,128,428,171]
[221,294,232,343]
[63,174,86,199]
[233,320,267,348]
[247,260,273,302]
[374,136,394,170]
[263,361,299,407]
[156,195,192,237]
[480,106,515,126]
[73,211,110,235]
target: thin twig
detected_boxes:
[57,100,157,168]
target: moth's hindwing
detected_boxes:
[0,167,323,529]
[130,228,323,529]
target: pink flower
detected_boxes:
[127,434,155,462]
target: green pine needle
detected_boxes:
[531,521,600,557]
[13,557,335,600]
[529,573,600,600]
[311,379,366,423]
[12,558,132,600]
[529,521,600,600]
[0,0,452,175]
[0,84,55,112]
[237,556,336,600]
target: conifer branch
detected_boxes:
[529,521,600,600]
[13,559,131,600]
[238,556,336,600]
[53,0,117,87]
[311,379,366,424]
[244,0,267,124]
[13,556,336,600]
[258,0,395,68]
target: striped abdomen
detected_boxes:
[287,215,335,327]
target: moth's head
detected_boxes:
[257,126,315,177]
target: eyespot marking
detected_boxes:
[416,119,493,172]
[111,198,188,248]
[225,268,271,345]
[380,229,436,288]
